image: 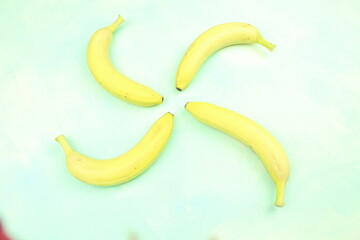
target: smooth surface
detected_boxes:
[1,0,360,239]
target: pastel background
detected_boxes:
[1,0,359,239]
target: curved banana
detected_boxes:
[176,23,275,91]
[87,15,163,106]
[55,113,174,186]
[185,102,289,207]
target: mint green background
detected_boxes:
[1,0,360,239]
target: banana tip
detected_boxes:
[55,135,64,141]
[275,181,286,207]
[258,38,276,52]
[116,15,125,22]
[167,112,174,116]
[184,102,189,109]
[270,44,276,52]
[176,87,183,91]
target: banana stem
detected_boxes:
[275,181,286,207]
[258,37,276,51]
[55,135,74,155]
[106,15,125,32]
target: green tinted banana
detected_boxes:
[185,102,289,207]
[176,23,275,91]
[55,113,174,186]
[87,15,163,106]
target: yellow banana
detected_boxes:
[176,23,275,91]
[55,113,174,186]
[185,102,289,207]
[87,15,163,106]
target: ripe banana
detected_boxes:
[185,102,289,207]
[55,113,174,186]
[87,15,163,106]
[176,23,275,91]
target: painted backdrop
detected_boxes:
[0,0,359,239]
